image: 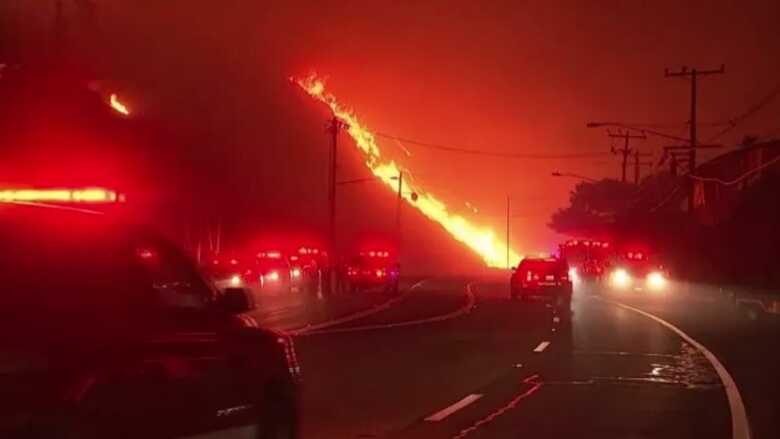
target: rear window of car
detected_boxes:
[519,259,566,274]
[258,258,289,271]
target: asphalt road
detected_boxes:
[248,277,779,439]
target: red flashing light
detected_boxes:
[230,258,239,265]
[0,187,121,204]
[363,250,390,258]
[136,248,155,260]
[212,259,220,265]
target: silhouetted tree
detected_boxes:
[548,179,636,236]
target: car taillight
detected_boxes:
[376,269,386,278]
[291,268,301,278]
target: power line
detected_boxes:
[373,132,610,160]
[706,83,780,143]
[648,184,685,212]
[688,154,780,186]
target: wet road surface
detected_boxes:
[248,276,779,438]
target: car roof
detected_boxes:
[521,257,562,263]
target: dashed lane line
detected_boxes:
[424,394,483,422]
[533,341,550,352]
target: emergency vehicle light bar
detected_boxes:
[0,188,121,203]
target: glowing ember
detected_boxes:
[109,93,130,116]
[295,73,520,267]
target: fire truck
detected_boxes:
[559,239,612,282]
[604,249,671,294]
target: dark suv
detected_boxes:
[510,257,572,305]
[0,204,299,438]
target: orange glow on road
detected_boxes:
[295,73,520,267]
[0,188,119,203]
[109,93,130,116]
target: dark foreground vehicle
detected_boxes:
[510,257,572,305]
[0,204,299,439]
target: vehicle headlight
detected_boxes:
[568,267,578,282]
[265,271,280,282]
[610,268,631,288]
[291,268,301,278]
[647,271,667,290]
[230,274,242,286]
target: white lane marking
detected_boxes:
[287,279,427,336]
[533,341,551,352]
[302,282,477,335]
[601,298,751,439]
[425,394,483,422]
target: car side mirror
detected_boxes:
[218,287,256,314]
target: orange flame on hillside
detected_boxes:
[295,73,520,268]
[109,93,130,116]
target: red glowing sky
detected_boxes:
[3,0,779,255]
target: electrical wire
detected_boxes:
[706,84,780,143]
[649,185,683,212]
[373,132,610,160]
[689,154,780,186]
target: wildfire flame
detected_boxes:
[109,93,130,116]
[295,73,520,267]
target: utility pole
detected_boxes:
[665,65,725,211]
[608,131,646,183]
[506,196,510,269]
[395,171,403,258]
[215,217,222,255]
[633,150,653,184]
[326,116,348,294]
